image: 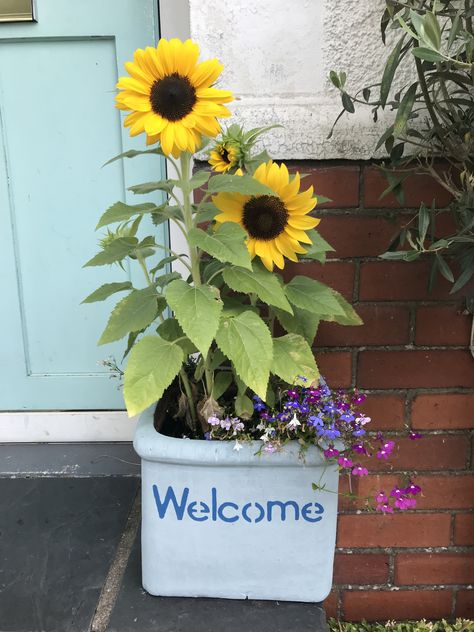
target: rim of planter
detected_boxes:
[134,405,330,468]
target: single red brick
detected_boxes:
[455,589,474,618]
[324,589,339,619]
[396,553,474,586]
[363,165,453,209]
[359,261,474,301]
[412,393,474,430]
[359,394,406,431]
[415,304,471,346]
[357,350,474,389]
[342,589,453,622]
[317,304,410,347]
[317,215,404,258]
[415,475,474,509]
[316,352,353,387]
[454,514,474,546]
[360,435,468,472]
[333,553,390,585]
[283,261,355,301]
[289,163,360,209]
[337,513,451,548]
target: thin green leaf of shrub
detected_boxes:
[380,37,404,107]
[394,82,418,138]
[412,47,444,62]
[436,254,454,283]
[341,92,355,113]
[123,335,183,417]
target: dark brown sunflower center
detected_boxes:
[149,73,196,121]
[221,147,230,163]
[242,195,289,240]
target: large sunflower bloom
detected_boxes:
[213,161,320,271]
[209,141,239,173]
[115,38,233,158]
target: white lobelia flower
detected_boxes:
[256,421,266,431]
[233,439,243,452]
[286,413,301,430]
[260,432,270,443]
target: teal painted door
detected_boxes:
[0,0,166,410]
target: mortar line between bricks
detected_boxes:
[335,546,474,553]
[331,584,474,591]
[314,344,471,351]
[89,485,141,632]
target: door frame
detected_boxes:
[0,0,191,442]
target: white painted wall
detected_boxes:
[190,0,412,160]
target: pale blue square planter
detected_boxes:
[134,406,339,602]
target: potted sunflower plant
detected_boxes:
[84,38,417,602]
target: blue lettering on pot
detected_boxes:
[152,485,325,524]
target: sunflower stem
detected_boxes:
[179,151,202,286]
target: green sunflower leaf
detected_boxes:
[96,202,160,229]
[157,317,198,355]
[273,305,320,346]
[285,276,347,316]
[165,280,223,357]
[103,147,164,167]
[215,311,272,400]
[128,180,176,195]
[123,335,184,417]
[303,230,335,263]
[188,223,252,270]
[223,262,293,314]
[319,291,363,326]
[98,286,165,345]
[208,174,275,196]
[189,170,211,190]
[212,371,233,400]
[83,237,138,267]
[271,333,319,385]
[82,281,132,304]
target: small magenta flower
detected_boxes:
[395,497,417,510]
[324,447,340,459]
[352,393,367,404]
[377,440,395,460]
[390,486,404,499]
[352,443,367,454]
[375,491,388,504]
[338,456,353,469]
[409,431,423,440]
[404,482,422,495]
[376,502,394,514]
[287,389,299,399]
[352,465,369,476]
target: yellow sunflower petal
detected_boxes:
[117,94,151,112]
[268,242,285,269]
[116,77,150,95]
[173,122,190,151]
[212,192,247,214]
[254,240,274,271]
[134,48,158,79]
[246,238,257,257]
[156,38,175,75]
[253,161,269,184]
[160,123,175,155]
[284,225,313,244]
[282,173,301,199]
[144,114,168,135]
[266,162,284,194]
[196,87,234,103]
[191,59,224,89]
[287,215,320,230]
[193,115,222,137]
[124,61,153,85]
[285,197,317,214]
[176,39,200,76]
[275,234,299,262]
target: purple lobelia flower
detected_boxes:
[352,465,369,476]
[403,482,422,495]
[376,502,394,514]
[338,456,353,469]
[375,491,388,504]
[323,447,340,459]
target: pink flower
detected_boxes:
[324,447,340,459]
[403,482,422,495]
[376,502,394,514]
[352,443,367,455]
[395,497,417,511]
[352,465,368,476]
[390,486,404,499]
[375,491,388,504]
[338,456,353,469]
[409,431,423,440]
[377,440,395,460]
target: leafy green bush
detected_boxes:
[330,0,474,293]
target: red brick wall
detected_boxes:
[285,161,474,621]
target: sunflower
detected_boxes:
[209,141,239,173]
[213,160,320,271]
[115,38,233,158]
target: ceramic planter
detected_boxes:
[134,406,339,602]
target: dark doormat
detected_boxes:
[108,534,328,632]
[0,477,138,632]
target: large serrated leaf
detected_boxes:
[82,282,132,304]
[96,202,158,229]
[188,223,252,270]
[165,280,223,356]
[123,335,183,417]
[215,311,272,399]
[272,333,319,385]
[273,305,320,345]
[319,291,363,326]
[285,276,347,316]
[84,237,138,267]
[157,317,197,355]
[98,286,164,345]
[303,230,335,263]
[223,262,293,314]
[208,174,275,196]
